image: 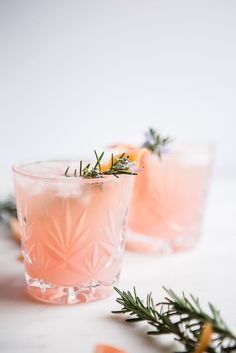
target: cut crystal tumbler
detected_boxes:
[126,145,214,254]
[12,160,133,304]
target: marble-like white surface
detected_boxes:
[0,178,236,353]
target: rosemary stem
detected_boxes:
[79,161,82,176]
[112,287,236,353]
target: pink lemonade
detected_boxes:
[12,161,133,304]
[126,145,214,254]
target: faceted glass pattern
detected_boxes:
[13,161,133,304]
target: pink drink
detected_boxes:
[12,161,133,304]
[126,145,214,254]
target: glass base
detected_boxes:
[25,273,115,304]
[126,230,199,254]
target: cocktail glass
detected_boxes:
[126,145,214,254]
[12,160,133,304]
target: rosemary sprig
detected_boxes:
[113,287,236,353]
[0,197,17,218]
[142,127,172,158]
[64,150,139,179]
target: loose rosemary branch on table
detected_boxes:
[112,287,236,353]
[0,198,17,218]
[64,150,138,179]
[142,127,172,157]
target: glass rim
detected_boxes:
[170,142,216,151]
[12,159,118,184]
[167,143,216,157]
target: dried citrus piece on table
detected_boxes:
[17,254,24,262]
[95,344,127,353]
[194,323,213,353]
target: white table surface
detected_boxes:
[0,178,236,353]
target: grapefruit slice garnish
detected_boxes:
[101,145,147,172]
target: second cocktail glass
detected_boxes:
[126,145,214,254]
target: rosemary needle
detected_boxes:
[79,161,83,176]
[64,166,70,177]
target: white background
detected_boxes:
[0,3,236,352]
[1,0,236,195]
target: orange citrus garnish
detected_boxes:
[95,344,127,353]
[194,323,213,353]
[101,145,147,172]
